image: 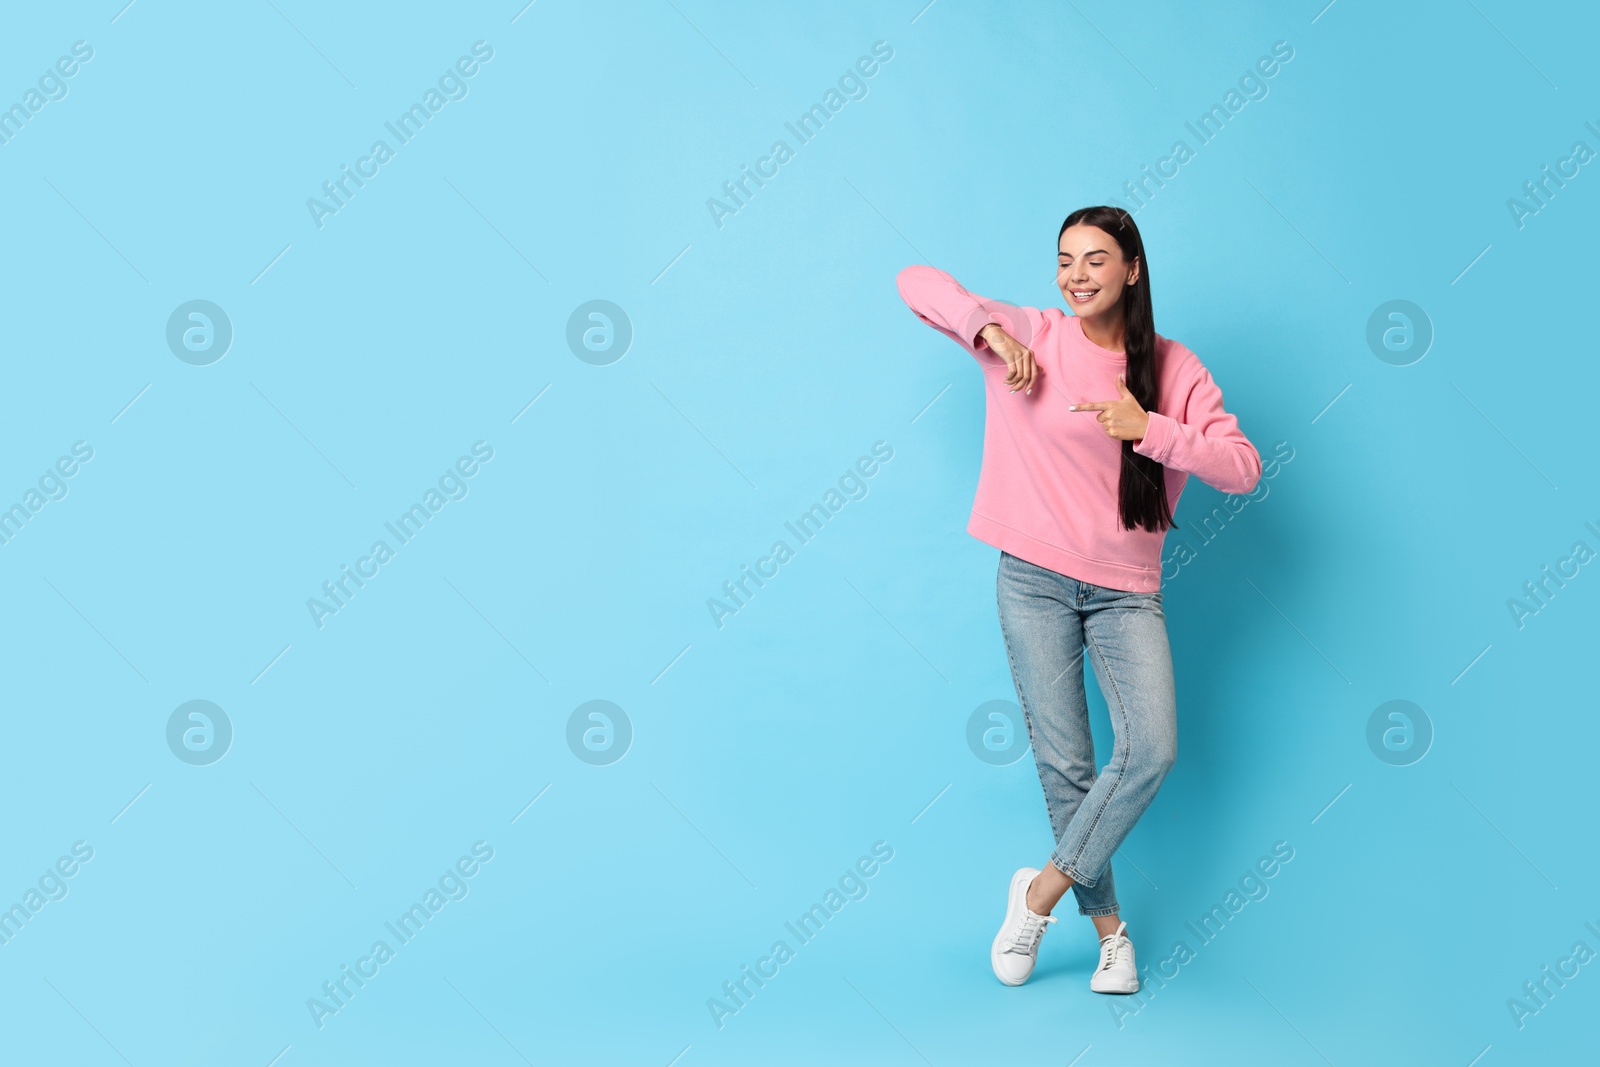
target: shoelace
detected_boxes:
[1005,911,1057,955]
[1096,932,1130,972]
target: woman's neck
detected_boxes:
[1079,311,1126,354]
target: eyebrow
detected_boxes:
[1058,249,1110,257]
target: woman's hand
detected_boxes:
[1071,375,1150,442]
[976,323,1039,393]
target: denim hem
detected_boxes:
[1078,903,1121,918]
[1050,856,1096,888]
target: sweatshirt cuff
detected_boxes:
[970,303,1020,351]
[1132,410,1173,462]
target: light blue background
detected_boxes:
[2,1,1596,1064]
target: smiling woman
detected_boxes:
[896,204,1262,999]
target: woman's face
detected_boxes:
[1056,224,1139,316]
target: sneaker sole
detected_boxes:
[1090,980,1141,995]
[990,868,1038,986]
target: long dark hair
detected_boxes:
[1059,205,1175,533]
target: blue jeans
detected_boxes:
[995,550,1178,917]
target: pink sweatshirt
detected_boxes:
[896,265,1262,593]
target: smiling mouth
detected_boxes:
[1068,289,1099,303]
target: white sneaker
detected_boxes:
[991,867,1057,985]
[1089,920,1139,994]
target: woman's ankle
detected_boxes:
[1026,864,1072,915]
[1091,915,1125,939]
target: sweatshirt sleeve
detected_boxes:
[895,264,1047,361]
[1132,356,1262,495]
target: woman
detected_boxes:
[895,205,1262,995]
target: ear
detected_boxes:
[1127,257,1140,287]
